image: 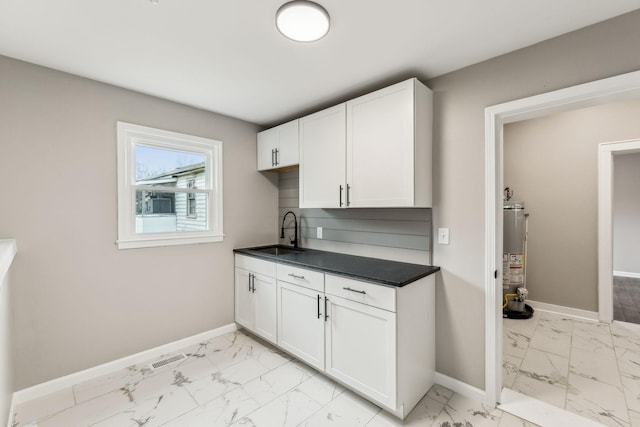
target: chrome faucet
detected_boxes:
[280,211,298,248]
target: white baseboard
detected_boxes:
[499,388,603,427]
[613,319,640,335]
[614,271,640,279]
[12,323,237,406]
[434,372,486,405]
[527,300,598,321]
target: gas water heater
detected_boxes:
[503,189,533,319]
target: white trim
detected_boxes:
[499,388,604,427]
[614,271,640,279]
[116,234,224,249]
[434,372,486,404]
[11,323,237,405]
[0,240,16,427]
[599,139,640,323]
[484,108,501,407]
[599,142,614,323]
[0,240,17,286]
[527,300,598,321]
[6,394,15,427]
[613,319,640,334]
[485,70,640,407]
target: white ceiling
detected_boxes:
[1,0,639,126]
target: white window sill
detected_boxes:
[117,235,224,250]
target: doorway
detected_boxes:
[484,70,640,410]
[599,141,640,324]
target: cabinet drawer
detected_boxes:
[235,254,276,277]
[277,263,324,292]
[325,275,396,312]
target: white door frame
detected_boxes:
[484,70,640,406]
[598,139,640,323]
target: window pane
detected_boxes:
[135,145,206,184]
[135,190,208,234]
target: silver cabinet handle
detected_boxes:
[346,184,351,206]
[249,273,256,292]
[288,273,305,280]
[343,286,366,295]
[275,148,279,166]
[271,149,275,167]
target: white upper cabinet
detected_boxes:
[347,79,432,207]
[257,119,299,171]
[299,104,346,208]
[299,78,432,208]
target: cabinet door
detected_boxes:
[325,295,396,409]
[234,267,254,329]
[253,273,277,344]
[257,127,279,171]
[277,120,299,168]
[299,104,346,208]
[277,281,325,370]
[346,79,414,207]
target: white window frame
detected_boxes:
[116,122,224,249]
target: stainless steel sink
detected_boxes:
[249,245,305,256]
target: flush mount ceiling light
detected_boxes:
[276,1,330,42]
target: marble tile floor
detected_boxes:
[504,308,640,426]
[613,276,640,324]
[12,329,538,427]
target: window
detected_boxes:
[117,122,223,249]
[187,179,197,218]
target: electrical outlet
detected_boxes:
[438,228,450,245]
[317,226,323,239]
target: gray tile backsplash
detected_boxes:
[278,170,432,263]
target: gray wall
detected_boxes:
[277,170,432,265]
[614,152,640,275]
[1,270,14,427]
[503,98,640,311]
[0,55,279,389]
[426,10,640,388]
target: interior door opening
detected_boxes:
[599,142,640,325]
[484,70,640,412]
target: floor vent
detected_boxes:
[149,353,187,370]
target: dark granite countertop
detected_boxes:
[233,245,440,287]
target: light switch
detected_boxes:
[317,226,323,239]
[438,228,450,245]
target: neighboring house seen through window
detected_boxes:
[117,122,223,249]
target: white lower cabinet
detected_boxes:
[325,294,396,409]
[235,255,435,420]
[277,281,325,370]
[234,255,277,344]
[234,267,255,329]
